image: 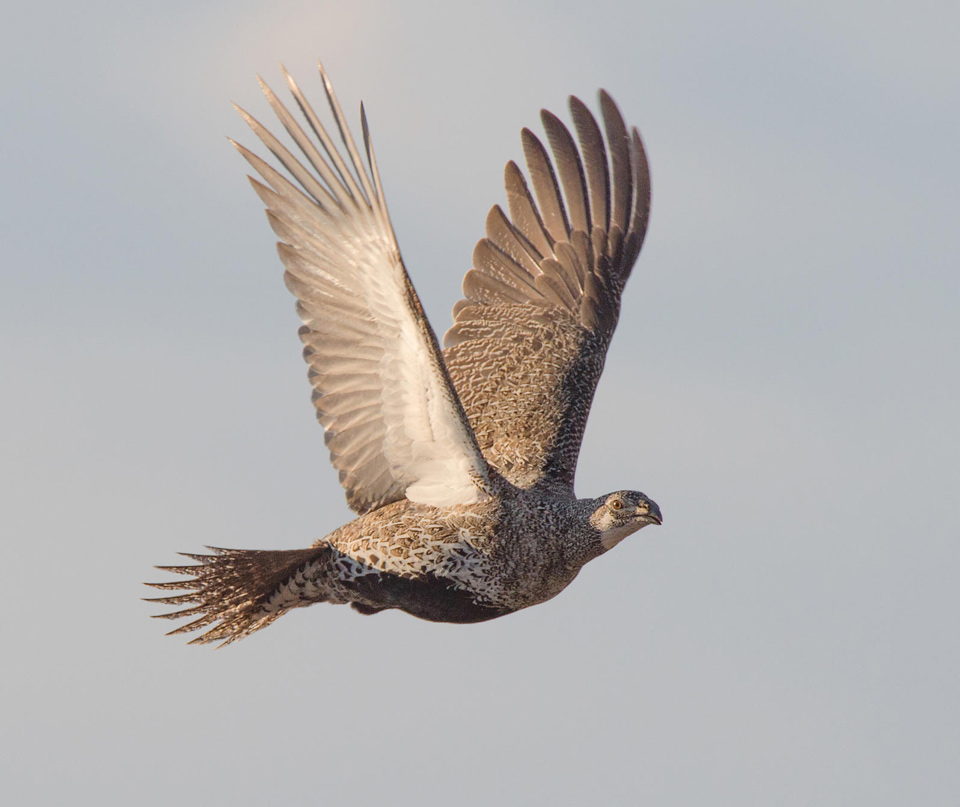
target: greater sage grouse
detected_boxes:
[147,62,662,645]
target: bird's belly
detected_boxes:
[343,539,577,623]
[366,571,514,624]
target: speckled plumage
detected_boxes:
[147,62,662,645]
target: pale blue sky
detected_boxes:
[2,1,958,804]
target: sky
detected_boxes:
[2,1,958,804]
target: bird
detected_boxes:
[146,61,662,645]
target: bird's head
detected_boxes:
[590,491,662,551]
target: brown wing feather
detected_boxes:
[443,92,651,491]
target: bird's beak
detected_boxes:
[641,500,663,526]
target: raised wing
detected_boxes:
[443,92,650,491]
[235,63,494,514]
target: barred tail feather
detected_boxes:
[145,546,331,646]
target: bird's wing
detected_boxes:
[442,93,650,491]
[235,64,494,514]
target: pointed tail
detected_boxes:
[145,545,332,646]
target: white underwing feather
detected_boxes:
[237,64,495,515]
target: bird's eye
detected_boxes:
[611,498,623,510]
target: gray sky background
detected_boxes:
[2,1,958,804]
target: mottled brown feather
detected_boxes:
[444,92,651,490]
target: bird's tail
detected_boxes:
[145,545,333,646]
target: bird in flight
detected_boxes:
[147,61,662,645]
